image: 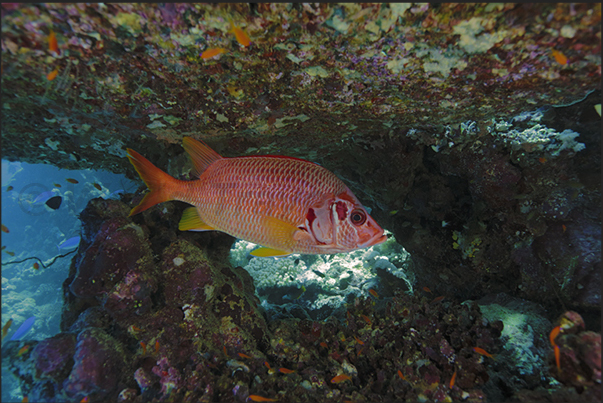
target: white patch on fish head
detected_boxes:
[305,190,386,253]
[332,190,386,251]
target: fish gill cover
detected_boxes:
[1,3,601,403]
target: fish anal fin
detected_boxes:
[179,207,215,231]
[182,137,223,178]
[250,247,291,258]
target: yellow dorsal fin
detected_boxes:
[178,207,215,231]
[250,247,291,258]
[182,137,223,178]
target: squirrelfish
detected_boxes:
[127,137,386,256]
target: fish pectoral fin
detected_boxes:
[250,247,291,258]
[178,207,215,231]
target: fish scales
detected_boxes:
[127,137,386,256]
[180,156,347,254]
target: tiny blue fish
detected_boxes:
[33,191,55,205]
[57,236,81,251]
[105,189,124,200]
[10,316,35,341]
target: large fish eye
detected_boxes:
[350,208,367,226]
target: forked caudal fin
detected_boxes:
[126,149,178,216]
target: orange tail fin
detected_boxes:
[127,148,177,216]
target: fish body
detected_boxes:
[10,317,35,341]
[127,138,386,256]
[472,346,494,358]
[449,370,457,388]
[47,69,58,81]
[248,395,277,402]
[48,30,59,54]
[2,318,13,341]
[331,374,352,383]
[229,21,250,46]
[549,325,561,347]
[57,236,81,251]
[201,47,227,59]
[551,49,568,65]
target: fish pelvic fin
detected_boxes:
[127,148,177,216]
[248,216,305,257]
[182,137,223,177]
[179,207,215,231]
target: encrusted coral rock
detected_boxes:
[552,311,601,401]
[31,333,77,384]
[63,328,128,401]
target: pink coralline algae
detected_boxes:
[63,328,128,402]
[551,311,601,401]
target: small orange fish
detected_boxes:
[238,352,252,359]
[66,178,79,184]
[6,186,13,191]
[554,344,561,372]
[331,374,352,383]
[54,183,62,188]
[129,324,142,333]
[140,341,147,354]
[201,47,227,59]
[248,395,277,402]
[48,30,59,54]
[2,224,9,233]
[2,318,13,341]
[539,157,547,164]
[22,396,28,403]
[33,263,40,270]
[473,347,494,358]
[93,183,102,191]
[279,367,295,374]
[17,345,30,357]
[551,49,568,65]
[550,325,561,347]
[80,397,89,403]
[354,336,364,345]
[422,286,432,293]
[230,21,251,47]
[47,69,58,81]
[561,225,567,233]
[357,346,365,356]
[449,370,457,388]
[319,342,328,348]
[223,346,229,357]
[264,361,271,370]
[397,369,405,380]
[155,340,160,354]
[368,288,379,298]
[431,296,445,304]
[361,314,372,325]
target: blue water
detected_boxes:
[1,159,138,402]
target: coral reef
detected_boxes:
[232,231,414,321]
[4,197,504,402]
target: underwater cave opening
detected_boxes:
[228,230,415,322]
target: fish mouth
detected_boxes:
[359,231,387,249]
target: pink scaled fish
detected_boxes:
[127,137,386,256]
